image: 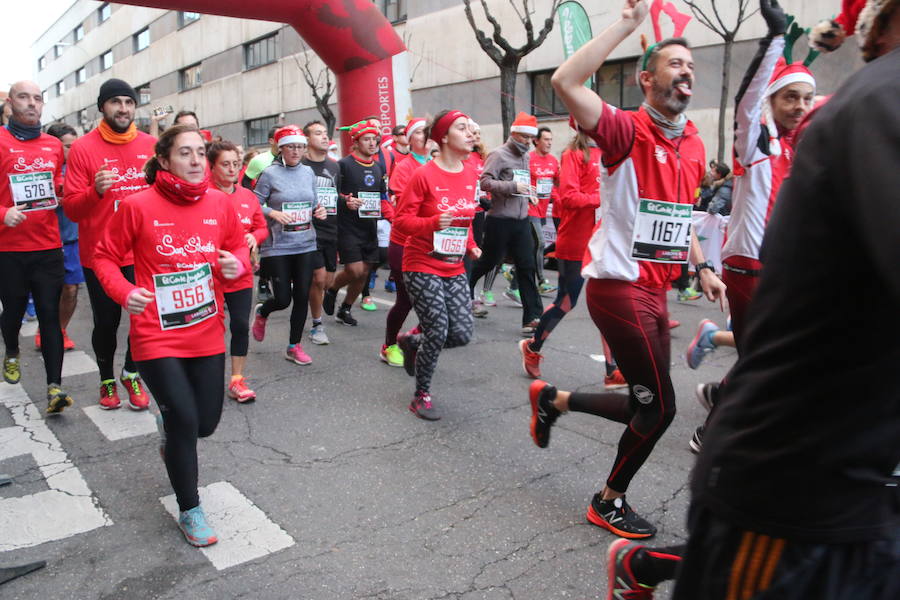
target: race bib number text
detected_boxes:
[153,263,218,330]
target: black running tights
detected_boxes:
[224,288,253,356]
[259,252,315,345]
[83,266,137,380]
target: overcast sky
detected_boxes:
[0,0,76,91]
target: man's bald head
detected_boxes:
[6,80,43,126]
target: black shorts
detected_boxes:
[672,507,900,600]
[312,239,338,272]
[338,231,379,265]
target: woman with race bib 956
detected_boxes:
[93,124,250,547]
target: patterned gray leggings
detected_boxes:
[403,271,474,393]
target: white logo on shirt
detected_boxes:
[202,218,218,226]
[12,156,56,172]
[654,145,668,164]
[155,234,216,257]
[153,220,174,227]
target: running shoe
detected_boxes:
[335,306,358,326]
[539,279,558,295]
[23,298,36,322]
[695,382,719,412]
[384,279,397,293]
[397,332,420,377]
[528,380,559,448]
[380,344,404,367]
[285,344,312,365]
[178,505,218,547]
[251,308,267,342]
[686,319,719,369]
[520,319,539,337]
[120,372,149,410]
[368,271,377,290]
[587,494,657,539]
[518,339,543,379]
[504,287,522,307]
[34,330,41,350]
[472,300,489,318]
[501,264,514,283]
[322,288,337,316]
[99,379,121,410]
[606,539,656,599]
[62,329,76,350]
[604,369,628,390]
[360,296,377,311]
[482,290,497,307]
[46,384,73,415]
[309,324,330,345]
[228,376,256,403]
[677,287,702,302]
[3,356,20,384]
[409,390,440,421]
[257,280,272,304]
[668,319,681,329]
[689,425,704,455]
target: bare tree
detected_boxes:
[682,0,757,161]
[294,44,336,137]
[402,30,425,84]
[463,0,562,138]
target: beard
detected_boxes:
[104,113,133,133]
[650,78,691,115]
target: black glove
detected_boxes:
[760,0,787,37]
[478,197,492,211]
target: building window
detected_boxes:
[38,56,46,71]
[180,63,202,91]
[78,109,89,129]
[74,24,84,42]
[137,84,151,106]
[375,0,407,23]
[98,2,111,23]
[56,80,66,96]
[42,90,49,103]
[244,34,277,70]
[76,67,87,85]
[531,71,569,117]
[595,58,642,111]
[100,50,113,71]
[133,27,150,52]
[179,11,201,27]
[246,115,277,147]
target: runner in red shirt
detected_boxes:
[64,79,155,411]
[395,110,482,420]
[0,80,72,413]
[529,127,560,295]
[528,0,725,539]
[208,141,268,403]
[93,125,249,547]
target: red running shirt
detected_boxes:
[528,150,559,219]
[218,184,268,293]
[555,147,602,262]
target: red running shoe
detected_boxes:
[121,373,150,410]
[606,538,656,599]
[62,329,76,350]
[604,369,628,390]
[518,339,543,379]
[99,379,121,410]
[228,376,257,403]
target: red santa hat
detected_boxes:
[274,125,307,147]
[810,0,899,61]
[509,112,538,137]
[380,133,394,148]
[405,117,426,137]
[762,59,817,157]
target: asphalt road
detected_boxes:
[0,268,734,599]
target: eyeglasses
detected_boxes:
[282,144,306,152]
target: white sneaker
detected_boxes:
[309,325,330,345]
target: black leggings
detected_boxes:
[362,246,389,298]
[83,266,136,381]
[137,354,224,512]
[0,250,64,384]
[259,252,315,345]
[224,288,252,356]
[530,259,584,351]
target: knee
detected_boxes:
[312,269,326,287]
[198,424,217,438]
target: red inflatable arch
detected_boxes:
[116,0,411,142]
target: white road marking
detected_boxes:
[0,382,112,551]
[61,350,99,378]
[160,481,294,570]
[337,290,395,308]
[19,321,38,337]
[82,405,157,441]
[589,354,606,363]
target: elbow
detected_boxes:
[550,70,568,96]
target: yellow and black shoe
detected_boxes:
[3,356,21,384]
[46,384,73,415]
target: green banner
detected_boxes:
[557,1,594,88]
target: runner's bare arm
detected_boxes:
[690,231,727,309]
[551,0,648,130]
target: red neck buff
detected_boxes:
[154,170,211,205]
[429,110,469,146]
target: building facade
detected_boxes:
[33,0,860,156]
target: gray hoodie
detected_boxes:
[479,137,532,220]
[254,158,319,258]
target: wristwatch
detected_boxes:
[695,260,715,274]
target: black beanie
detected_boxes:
[97,78,137,110]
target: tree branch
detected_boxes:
[479,0,515,54]
[462,0,505,64]
[683,1,725,38]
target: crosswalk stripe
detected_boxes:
[61,350,99,378]
[82,405,157,441]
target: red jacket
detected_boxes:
[556,147,601,262]
[93,184,249,361]
[63,128,156,268]
[528,150,559,219]
[0,128,64,252]
[394,161,478,277]
[388,154,426,245]
[218,184,267,293]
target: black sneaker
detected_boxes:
[528,380,559,448]
[409,390,441,421]
[606,539,656,599]
[335,306,357,326]
[689,425,704,455]
[396,332,420,377]
[586,494,657,539]
[695,382,719,412]
[323,288,337,316]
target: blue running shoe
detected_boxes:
[686,319,719,370]
[23,297,36,322]
[178,505,218,547]
[384,279,396,293]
